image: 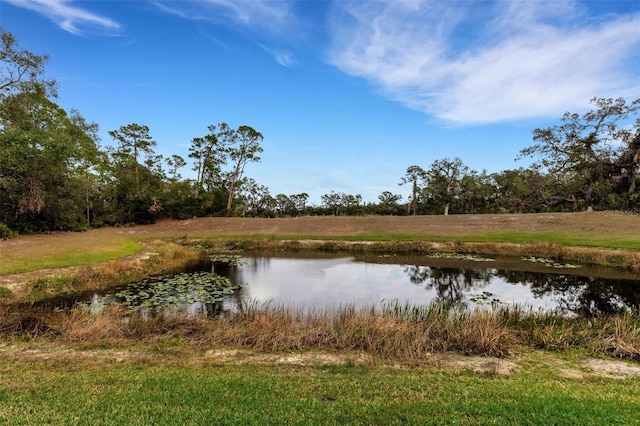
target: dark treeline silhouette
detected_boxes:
[1,28,638,235]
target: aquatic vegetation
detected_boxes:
[427,252,495,262]
[469,291,504,306]
[181,243,244,266]
[521,256,581,269]
[114,272,242,312]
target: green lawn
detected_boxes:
[1,361,639,425]
[467,231,640,250]
[0,235,142,275]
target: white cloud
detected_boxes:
[5,0,120,35]
[328,1,640,125]
[259,44,295,67]
[151,0,297,36]
[152,0,299,66]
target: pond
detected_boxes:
[82,250,640,317]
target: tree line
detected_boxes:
[1,28,638,235]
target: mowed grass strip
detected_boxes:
[0,361,639,425]
[461,231,640,250]
[0,231,142,274]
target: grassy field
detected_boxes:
[1,212,639,424]
[1,351,639,425]
[1,212,640,276]
[0,230,142,274]
[0,341,640,425]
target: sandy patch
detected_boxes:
[1,342,638,379]
[582,358,640,378]
[204,349,374,366]
[441,355,520,375]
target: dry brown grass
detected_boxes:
[60,306,132,342]
[590,314,640,360]
[3,302,638,364]
[73,239,202,287]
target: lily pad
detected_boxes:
[521,257,580,269]
[113,271,243,313]
[428,253,495,262]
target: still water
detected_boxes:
[213,251,640,317]
[84,251,640,317]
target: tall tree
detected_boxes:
[108,123,158,198]
[68,110,104,227]
[458,170,495,214]
[520,97,640,209]
[223,124,264,213]
[492,167,551,213]
[289,193,309,216]
[0,28,93,230]
[274,194,295,217]
[425,157,469,215]
[105,124,165,224]
[188,127,226,197]
[238,178,271,217]
[165,154,186,181]
[377,191,403,215]
[341,193,363,215]
[0,27,56,98]
[321,191,343,216]
[399,165,427,215]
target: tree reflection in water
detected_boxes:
[501,271,640,317]
[403,266,494,309]
[404,264,640,317]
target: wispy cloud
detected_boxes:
[328,1,640,125]
[151,0,297,37]
[152,0,300,66]
[259,44,296,68]
[5,0,120,35]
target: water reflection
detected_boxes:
[81,253,640,318]
[404,266,494,309]
[504,271,640,317]
[228,254,640,317]
[400,265,640,316]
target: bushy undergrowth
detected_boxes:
[2,302,638,364]
[0,221,15,239]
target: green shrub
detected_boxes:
[0,222,15,239]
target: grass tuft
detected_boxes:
[0,286,13,299]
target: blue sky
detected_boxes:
[1,0,639,204]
